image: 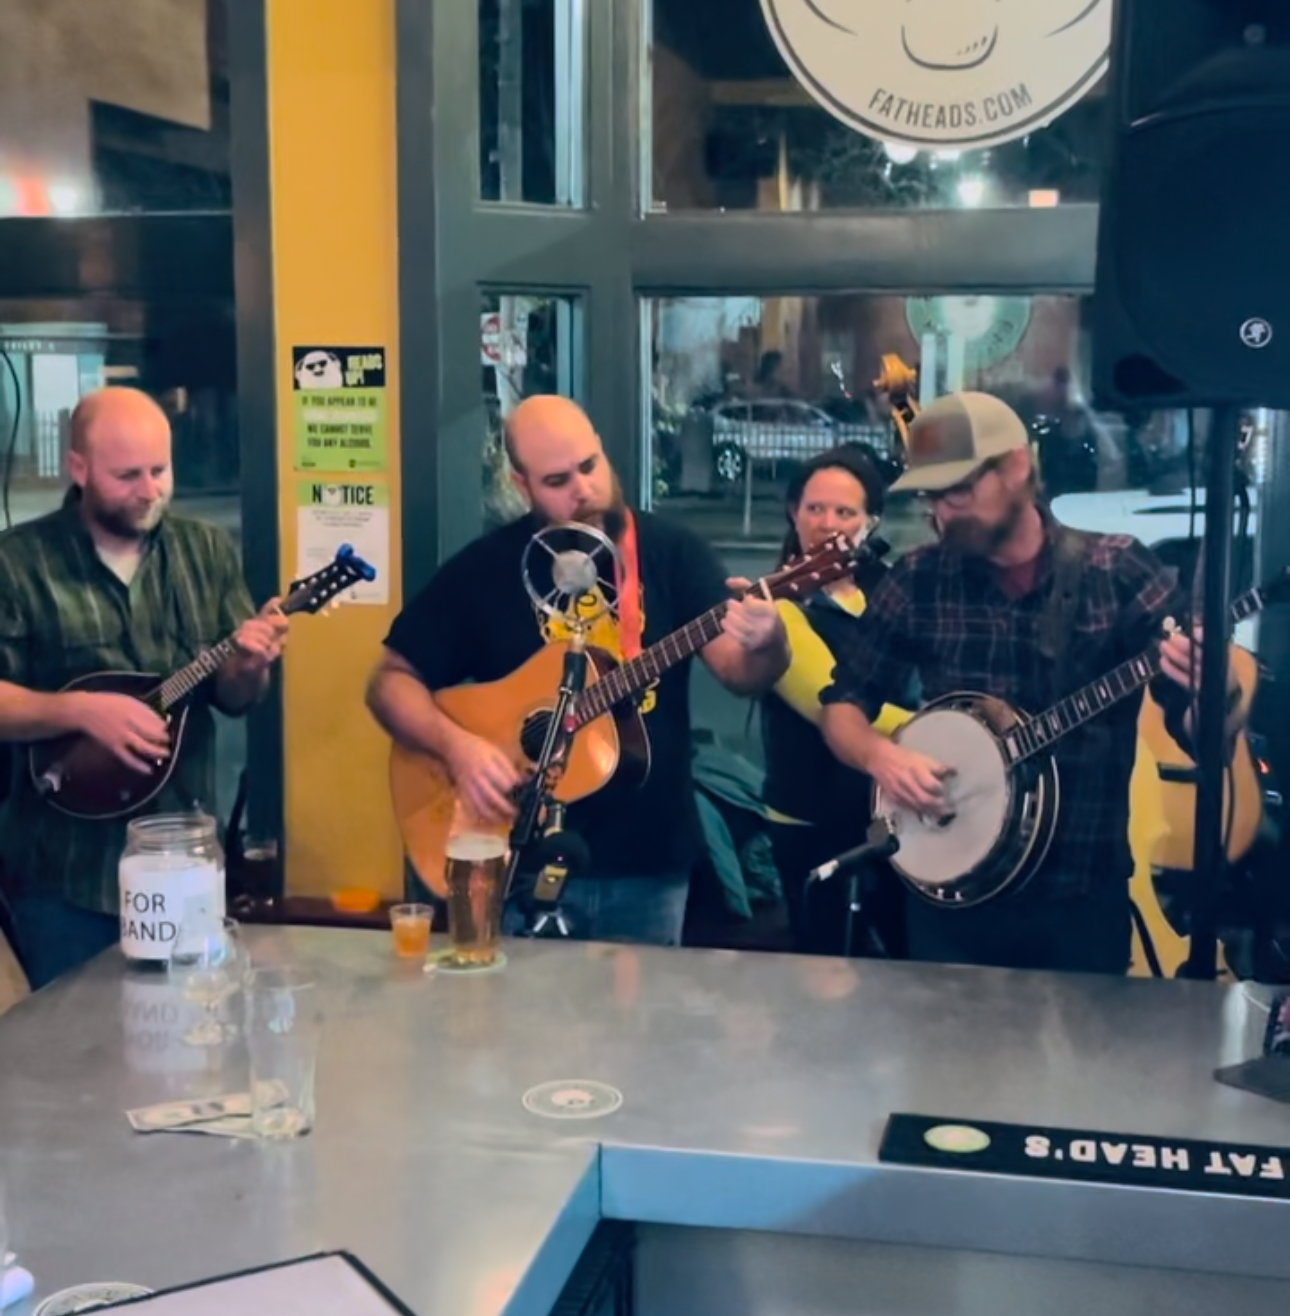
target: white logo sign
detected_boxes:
[1240,318,1273,349]
[760,0,1112,151]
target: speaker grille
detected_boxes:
[1110,104,1290,407]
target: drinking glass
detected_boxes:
[430,832,509,972]
[246,967,320,1138]
[168,917,245,1046]
[389,903,433,959]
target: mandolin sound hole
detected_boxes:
[520,710,555,762]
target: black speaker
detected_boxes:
[1092,1,1290,410]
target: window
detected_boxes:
[0,0,230,216]
[643,294,1250,572]
[0,304,240,533]
[479,0,585,205]
[647,0,1106,213]
[480,291,582,525]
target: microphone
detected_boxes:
[809,818,899,884]
[552,548,599,598]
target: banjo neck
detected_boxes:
[1002,582,1269,767]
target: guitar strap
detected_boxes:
[616,510,644,661]
[1038,524,1090,699]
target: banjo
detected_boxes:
[876,571,1290,908]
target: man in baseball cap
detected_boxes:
[889,391,1033,495]
[889,391,1037,559]
[815,387,1235,977]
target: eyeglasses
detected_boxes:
[919,457,1004,507]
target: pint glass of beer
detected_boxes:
[441,832,509,970]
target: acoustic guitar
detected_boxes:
[1127,736,1234,981]
[1138,645,1263,870]
[29,545,376,820]
[1127,644,1265,979]
[390,536,859,898]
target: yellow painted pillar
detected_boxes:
[265,0,404,898]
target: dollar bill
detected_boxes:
[173,1115,260,1139]
[126,1082,289,1134]
[127,1093,254,1132]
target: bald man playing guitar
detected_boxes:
[368,395,790,946]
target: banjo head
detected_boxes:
[880,706,1014,890]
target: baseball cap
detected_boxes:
[889,392,1030,494]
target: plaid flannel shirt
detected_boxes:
[820,524,1193,899]
[0,498,253,913]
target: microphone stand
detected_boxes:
[809,818,900,960]
[1182,405,1241,980]
[526,802,577,938]
[502,633,588,936]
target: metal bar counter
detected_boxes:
[0,929,1287,1315]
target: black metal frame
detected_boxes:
[393,0,1103,594]
[227,0,284,848]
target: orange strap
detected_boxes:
[615,510,644,660]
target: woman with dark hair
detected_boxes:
[761,447,911,957]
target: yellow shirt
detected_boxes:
[773,591,913,736]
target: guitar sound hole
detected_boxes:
[520,711,554,762]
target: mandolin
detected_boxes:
[29,545,376,820]
[390,535,859,898]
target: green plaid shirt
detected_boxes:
[0,497,254,913]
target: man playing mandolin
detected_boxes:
[0,387,287,987]
[367,394,789,947]
[821,391,1244,975]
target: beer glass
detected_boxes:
[436,832,509,971]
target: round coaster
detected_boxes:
[923,1123,991,1155]
[522,1079,624,1120]
[34,1282,153,1315]
[424,949,508,976]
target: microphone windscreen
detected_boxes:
[552,549,599,596]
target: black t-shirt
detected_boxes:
[384,511,730,878]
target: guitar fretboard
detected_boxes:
[1003,583,1266,765]
[574,603,729,724]
[156,638,241,711]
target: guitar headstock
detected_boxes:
[282,544,378,616]
[874,352,921,451]
[762,533,858,602]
